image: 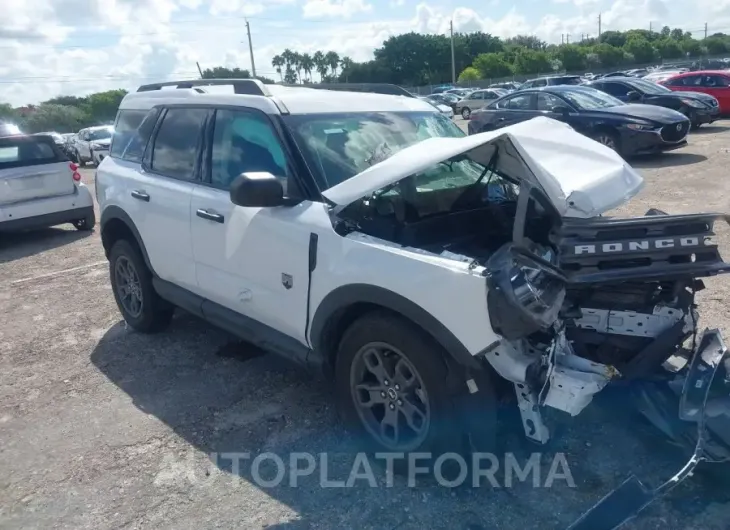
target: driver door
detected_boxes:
[190,107,315,349]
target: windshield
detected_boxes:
[561,88,623,109]
[284,111,466,191]
[627,79,672,94]
[89,128,113,141]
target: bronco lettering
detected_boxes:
[574,236,716,255]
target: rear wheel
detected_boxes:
[461,107,471,119]
[109,239,174,333]
[73,211,95,231]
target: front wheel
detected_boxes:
[334,311,496,465]
[109,239,174,333]
[76,151,86,167]
[591,130,621,154]
[461,107,471,119]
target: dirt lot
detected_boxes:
[2,125,730,530]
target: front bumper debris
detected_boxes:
[566,329,730,530]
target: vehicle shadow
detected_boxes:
[693,124,730,134]
[629,152,707,169]
[90,313,707,529]
[0,227,92,264]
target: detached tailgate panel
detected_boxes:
[0,136,74,206]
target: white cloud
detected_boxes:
[302,0,372,19]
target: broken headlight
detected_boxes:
[486,243,566,340]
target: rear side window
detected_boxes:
[111,108,160,163]
[0,136,64,170]
[149,108,208,180]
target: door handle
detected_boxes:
[196,209,225,224]
[497,117,506,122]
[131,190,150,202]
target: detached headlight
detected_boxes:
[486,244,566,340]
[681,98,704,108]
[625,123,653,130]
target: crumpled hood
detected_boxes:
[322,116,644,219]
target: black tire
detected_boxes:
[109,239,174,333]
[461,107,471,119]
[89,149,95,166]
[76,151,86,167]
[334,311,497,475]
[73,210,95,231]
[591,129,621,154]
[690,121,701,131]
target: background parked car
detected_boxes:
[642,70,685,83]
[427,92,460,111]
[72,125,113,166]
[0,121,22,137]
[455,88,506,119]
[444,88,473,98]
[466,85,690,157]
[32,131,65,147]
[489,82,521,92]
[417,96,454,118]
[585,76,719,129]
[661,70,730,115]
[518,75,583,89]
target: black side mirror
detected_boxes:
[626,91,641,101]
[552,105,571,115]
[229,172,285,207]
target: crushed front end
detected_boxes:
[483,209,730,528]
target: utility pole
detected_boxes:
[245,19,257,78]
[561,34,564,44]
[598,13,602,39]
[450,20,456,84]
[196,62,203,78]
[649,21,652,32]
[566,34,570,44]
[705,22,708,39]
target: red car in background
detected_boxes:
[660,70,730,115]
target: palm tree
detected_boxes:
[313,51,327,81]
[325,51,340,79]
[339,56,354,82]
[271,55,285,82]
[291,52,304,83]
[300,53,315,83]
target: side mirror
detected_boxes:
[229,172,285,207]
[552,105,571,115]
[626,91,641,101]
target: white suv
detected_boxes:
[73,125,113,166]
[97,80,730,514]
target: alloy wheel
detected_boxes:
[596,134,617,151]
[350,342,430,451]
[461,108,471,119]
[114,256,144,318]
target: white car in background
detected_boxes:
[72,125,113,166]
[0,134,94,232]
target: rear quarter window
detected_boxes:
[111,108,161,163]
[0,137,65,170]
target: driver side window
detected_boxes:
[210,109,289,190]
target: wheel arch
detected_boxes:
[310,284,480,377]
[100,206,155,274]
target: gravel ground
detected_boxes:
[2,124,730,530]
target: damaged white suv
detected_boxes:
[98,80,730,527]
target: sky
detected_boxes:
[1,0,729,106]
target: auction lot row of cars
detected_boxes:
[2,79,730,530]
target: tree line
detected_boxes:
[0,90,127,134]
[272,26,730,86]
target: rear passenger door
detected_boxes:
[494,92,538,127]
[190,107,316,354]
[135,106,209,291]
